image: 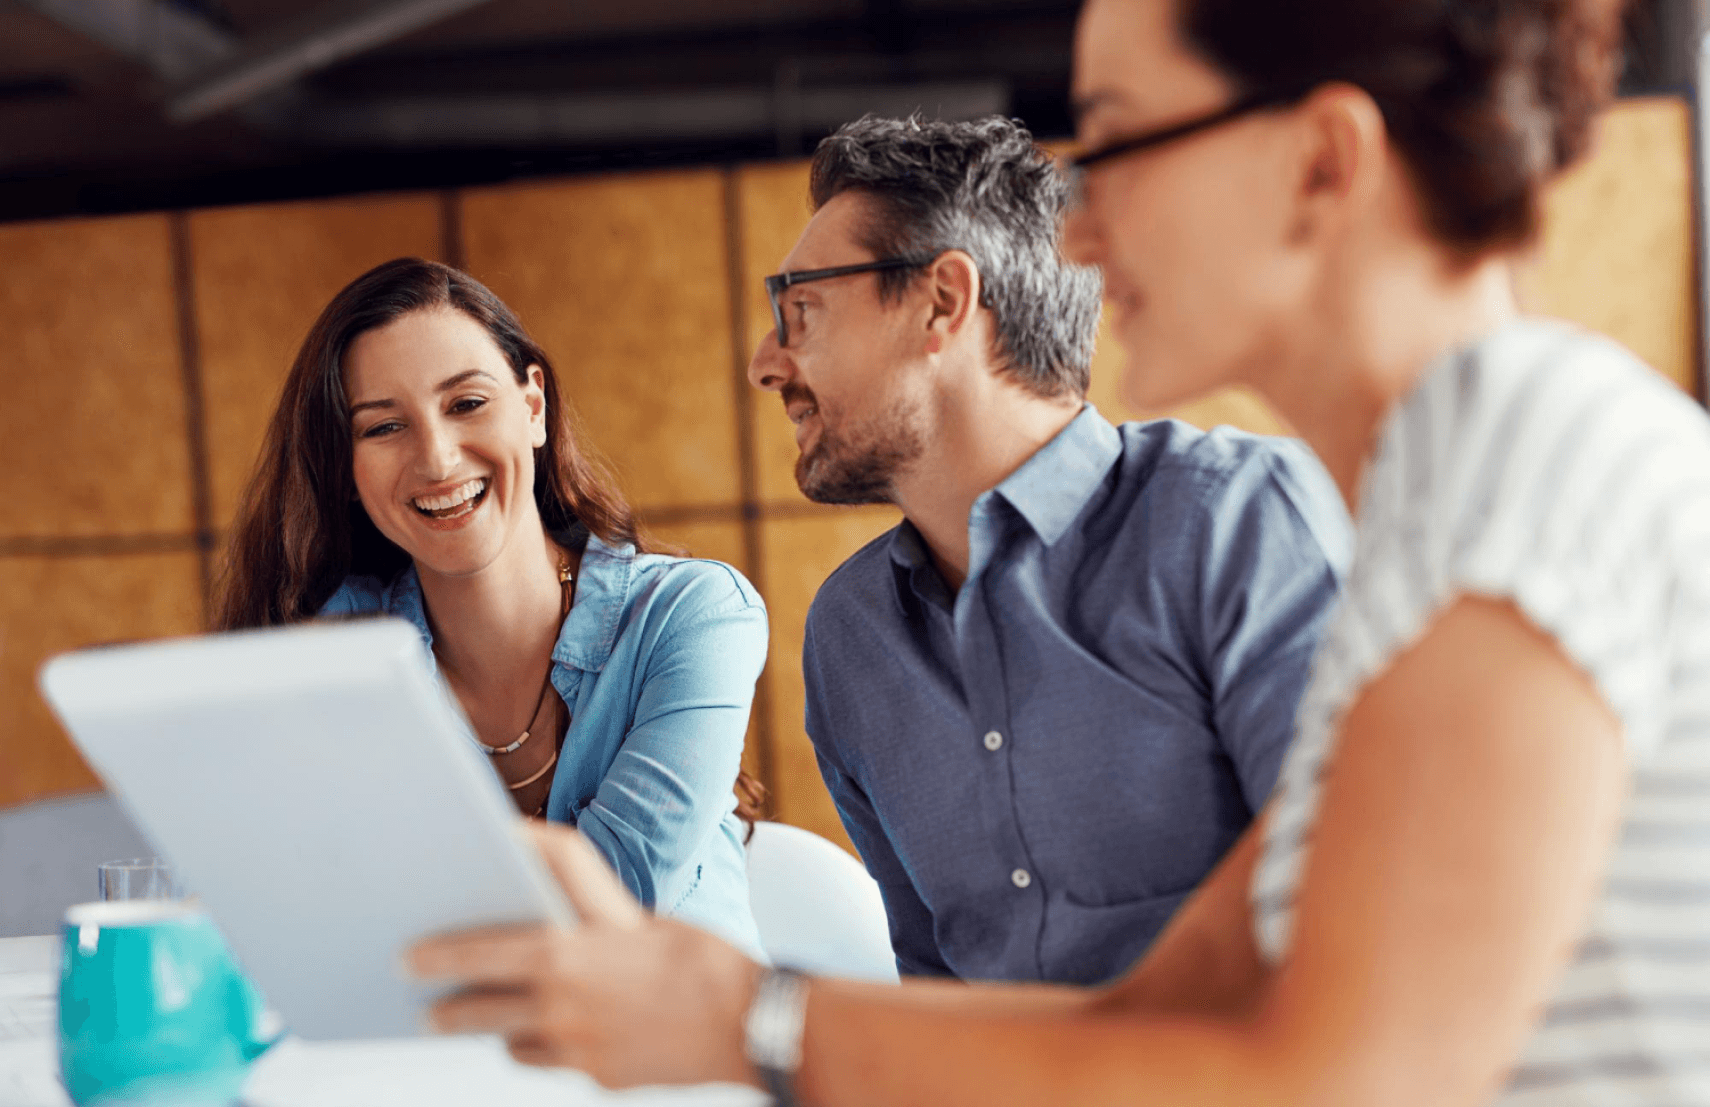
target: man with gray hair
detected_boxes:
[750,115,1349,985]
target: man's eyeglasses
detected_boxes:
[764,257,932,349]
[1062,90,1303,209]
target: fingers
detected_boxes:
[409,924,551,984]
[428,985,538,1035]
[527,822,645,931]
[438,996,594,1075]
[505,1031,564,1068]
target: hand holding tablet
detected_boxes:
[39,618,576,1040]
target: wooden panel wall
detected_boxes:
[0,98,1698,858]
[0,555,203,806]
[1523,96,1696,393]
[0,214,199,807]
[0,215,193,540]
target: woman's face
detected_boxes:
[344,307,549,581]
[1063,0,1320,410]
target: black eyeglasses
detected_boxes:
[1063,90,1303,208]
[763,256,932,348]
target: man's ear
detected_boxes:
[525,364,549,448]
[1287,82,1387,246]
[924,250,982,350]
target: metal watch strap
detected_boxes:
[743,966,808,1107]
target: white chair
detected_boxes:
[745,821,899,983]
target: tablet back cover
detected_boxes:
[39,618,575,1039]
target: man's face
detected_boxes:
[747,192,930,505]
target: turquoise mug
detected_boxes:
[58,900,278,1107]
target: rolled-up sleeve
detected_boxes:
[575,568,768,908]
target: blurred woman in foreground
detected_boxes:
[217,258,767,955]
[411,1,1710,1103]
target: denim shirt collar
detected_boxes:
[887,523,951,614]
[992,403,1121,544]
[887,403,1121,609]
[374,531,635,676]
[552,533,631,673]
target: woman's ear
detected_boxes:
[1288,82,1387,246]
[525,364,549,449]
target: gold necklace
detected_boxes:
[470,555,574,756]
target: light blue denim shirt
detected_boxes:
[322,532,767,956]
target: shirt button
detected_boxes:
[1011,868,1032,889]
[983,730,1004,751]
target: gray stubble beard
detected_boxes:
[795,393,927,506]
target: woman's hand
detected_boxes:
[407,822,765,1089]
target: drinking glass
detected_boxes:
[96,859,183,902]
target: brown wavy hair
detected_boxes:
[1179,0,1631,254]
[215,257,769,822]
[214,257,644,630]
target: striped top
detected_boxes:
[1251,318,1710,1104]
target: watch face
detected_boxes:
[744,967,809,1074]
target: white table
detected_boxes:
[0,936,764,1107]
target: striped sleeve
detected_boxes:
[1413,325,1710,762]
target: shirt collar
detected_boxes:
[378,568,433,659]
[377,531,634,675]
[886,519,950,616]
[993,403,1121,546]
[885,403,1121,611]
[552,532,630,673]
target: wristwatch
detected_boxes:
[743,967,809,1106]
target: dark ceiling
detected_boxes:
[0,0,1694,225]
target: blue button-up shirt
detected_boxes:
[803,406,1350,984]
[322,533,767,956]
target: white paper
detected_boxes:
[247,1037,765,1107]
[0,1039,67,1107]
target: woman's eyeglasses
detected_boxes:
[763,257,933,348]
[1062,91,1304,208]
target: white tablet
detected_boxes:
[38,617,575,1040]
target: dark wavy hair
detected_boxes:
[214,257,645,630]
[1179,0,1631,253]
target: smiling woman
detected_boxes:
[212,258,768,955]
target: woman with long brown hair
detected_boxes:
[410,0,1710,1104]
[217,256,766,955]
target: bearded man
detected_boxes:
[748,114,1350,985]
